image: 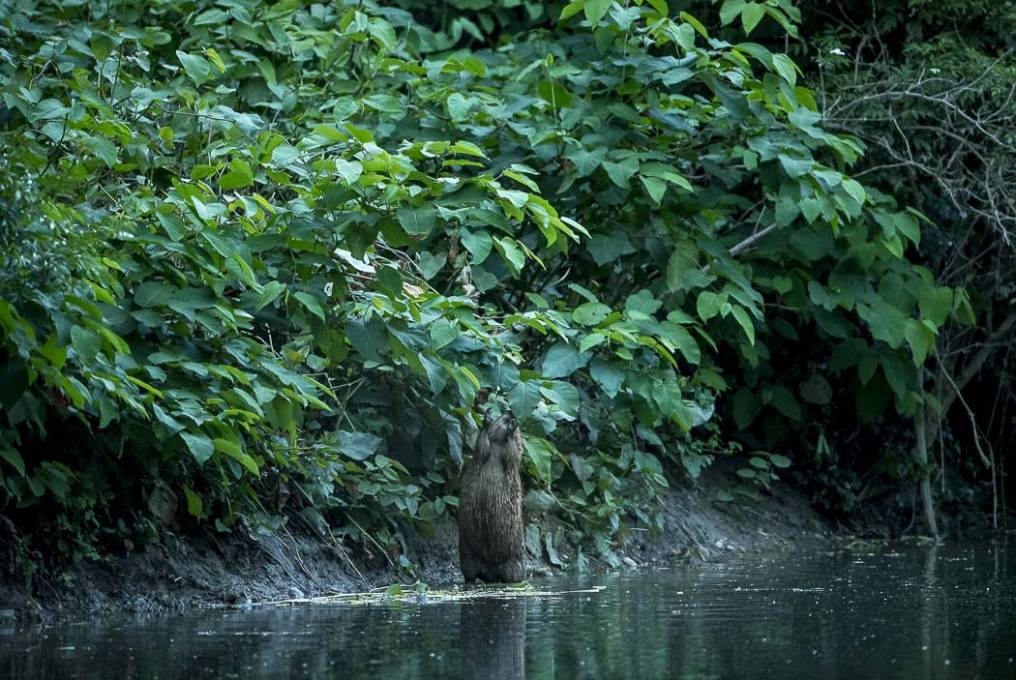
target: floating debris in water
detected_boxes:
[256,582,609,608]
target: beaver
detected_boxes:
[458,411,526,583]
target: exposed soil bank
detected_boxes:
[0,465,831,627]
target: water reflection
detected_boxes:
[461,599,525,680]
[2,539,1014,679]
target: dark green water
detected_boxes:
[3,539,1014,679]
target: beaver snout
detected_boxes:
[487,411,518,441]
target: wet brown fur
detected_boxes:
[458,412,526,583]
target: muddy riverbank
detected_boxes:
[0,465,831,626]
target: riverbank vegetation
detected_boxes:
[0,0,1010,579]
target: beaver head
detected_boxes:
[474,411,523,470]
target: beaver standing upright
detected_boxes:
[458,411,526,583]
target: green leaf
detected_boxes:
[460,229,493,264]
[885,232,906,258]
[334,159,363,185]
[509,381,544,418]
[590,358,624,398]
[429,320,458,350]
[800,198,822,224]
[679,11,710,38]
[951,289,975,324]
[602,157,639,187]
[733,388,762,429]
[573,302,610,326]
[841,178,867,207]
[658,322,701,364]
[719,0,746,25]
[176,51,212,84]
[579,333,606,353]
[363,94,403,114]
[584,0,612,27]
[879,354,910,399]
[904,319,935,366]
[70,325,101,362]
[338,431,382,460]
[183,485,204,517]
[625,289,662,316]
[0,447,26,476]
[919,287,953,327]
[537,80,574,109]
[367,17,397,50]
[214,439,260,475]
[570,284,599,304]
[769,454,792,469]
[560,1,584,21]
[255,281,287,311]
[294,292,326,322]
[153,405,184,434]
[896,212,921,245]
[204,47,226,73]
[639,176,667,204]
[741,2,766,34]
[219,158,254,190]
[858,301,908,348]
[447,93,473,121]
[767,385,802,420]
[587,232,636,265]
[84,135,118,167]
[494,237,526,274]
[541,381,580,418]
[417,251,447,280]
[397,203,436,237]
[271,145,300,167]
[181,431,215,465]
[772,54,798,86]
[541,343,590,379]
[730,305,755,346]
[778,154,813,178]
[135,282,172,308]
[666,247,698,291]
[525,438,556,485]
[696,291,724,321]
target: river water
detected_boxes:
[3,538,1014,679]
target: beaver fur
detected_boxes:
[458,411,526,583]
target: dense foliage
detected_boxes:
[785,0,1016,527]
[0,0,985,573]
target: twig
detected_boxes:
[937,363,992,468]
